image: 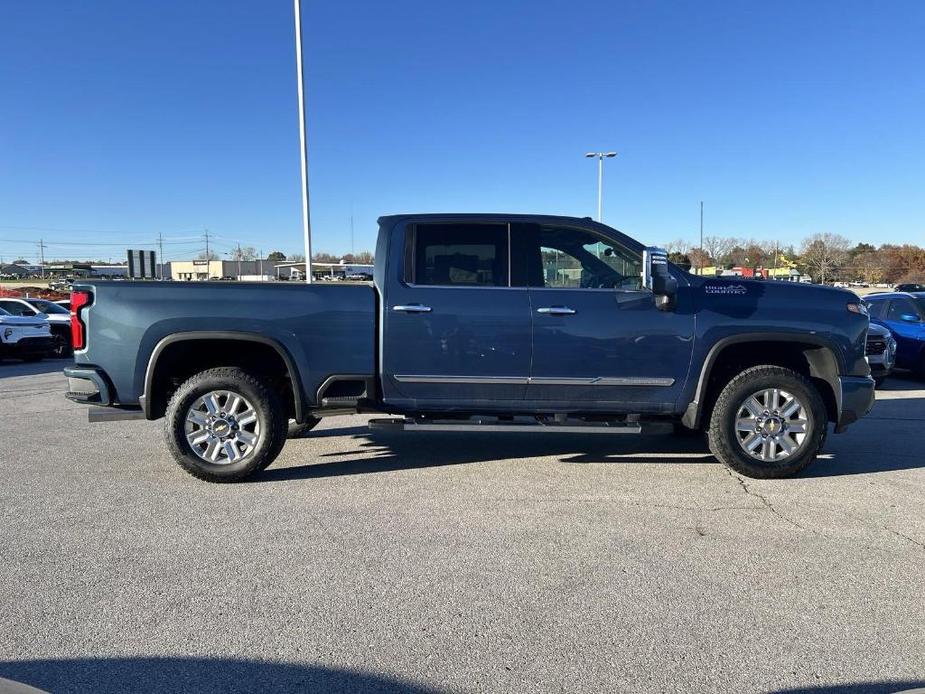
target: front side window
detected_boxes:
[514,225,642,289]
[409,223,508,287]
[887,298,923,322]
[864,299,885,319]
[28,299,69,315]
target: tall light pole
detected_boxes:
[699,201,704,275]
[585,151,617,223]
[293,0,313,283]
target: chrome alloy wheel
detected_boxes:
[734,388,808,462]
[184,390,260,464]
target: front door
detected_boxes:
[513,222,695,412]
[381,221,532,409]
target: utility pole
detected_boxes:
[38,239,46,279]
[259,248,264,281]
[584,152,617,223]
[236,242,242,279]
[294,0,313,283]
[350,213,355,256]
[699,201,704,275]
[158,232,165,280]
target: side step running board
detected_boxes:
[368,417,642,434]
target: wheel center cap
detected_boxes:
[213,419,231,436]
[762,417,783,435]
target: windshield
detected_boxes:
[0,306,9,316]
[27,299,69,315]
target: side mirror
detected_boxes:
[900,314,920,323]
[643,247,678,311]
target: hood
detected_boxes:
[866,322,891,338]
[690,275,860,305]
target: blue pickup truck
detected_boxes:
[64,214,875,482]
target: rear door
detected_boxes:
[513,222,695,412]
[380,221,533,408]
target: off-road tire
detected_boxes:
[707,365,827,479]
[164,367,287,483]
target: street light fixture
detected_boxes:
[585,151,617,223]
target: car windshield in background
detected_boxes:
[0,307,10,316]
[28,300,69,315]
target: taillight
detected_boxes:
[70,290,92,350]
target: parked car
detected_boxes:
[65,213,875,482]
[864,292,925,377]
[0,297,71,357]
[864,322,896,387]
[0,306,53,361]
[893,283,925,293]
[55,299,71,310]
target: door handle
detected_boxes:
[536,306,576,315]
[393,304,432,313]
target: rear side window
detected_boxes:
[408,223,508,287]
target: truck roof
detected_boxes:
[377,213,644,251]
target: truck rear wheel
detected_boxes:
[164,367,287,483]
[707,365,826,479]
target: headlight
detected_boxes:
[847,303,868,316]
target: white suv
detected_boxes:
[0,297,72,357]
[0,307,53,361]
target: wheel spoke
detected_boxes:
[237,409,257,426]
[187,431,210,446]
[742,433,762,452]
[760,438,773,460]
[236,430,257,446]
[187,411,209,427]
[205,439,221,461]
[227,394,243,415]
[788,419,808,434]
[736,418,756,432]
[203,394,220,415]
[778,435,796,455]
[780,397,801,419]
[223,441,239,462]
[743,397,763,418]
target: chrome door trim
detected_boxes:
[529,376,675,386]
[393,375,530,385]
[392,304,432,313]
[393,375,673,386]
[536,306,577,315]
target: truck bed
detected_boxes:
[73,280,377,409]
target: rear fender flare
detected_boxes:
[141,331,305,422]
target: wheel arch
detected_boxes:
[141,331,305,422]
[682,333,842,430]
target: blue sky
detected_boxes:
[1,0,923,263]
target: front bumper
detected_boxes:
[834,375,876,433]
[0,336,53,357]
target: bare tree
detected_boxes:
[662,239,690,255]
[231,246,257,261]
[800,233,851,284]
[701,236,734,267]
[353,250,374,265]
[688,247,711,274]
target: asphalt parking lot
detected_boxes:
[1,361,923,694]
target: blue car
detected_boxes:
[864,292,925,377]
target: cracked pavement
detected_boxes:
[1,361,923,693]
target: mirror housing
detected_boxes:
[900,313,920,323]
[643,247,678,311]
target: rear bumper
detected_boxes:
[64,365,113,405]
[834,375,876,433]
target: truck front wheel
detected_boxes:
[707,365,827,479]
[164,367,287,483]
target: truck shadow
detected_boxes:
[259,430,716,482]
[0,656,442,694]
[263,385,925,481]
